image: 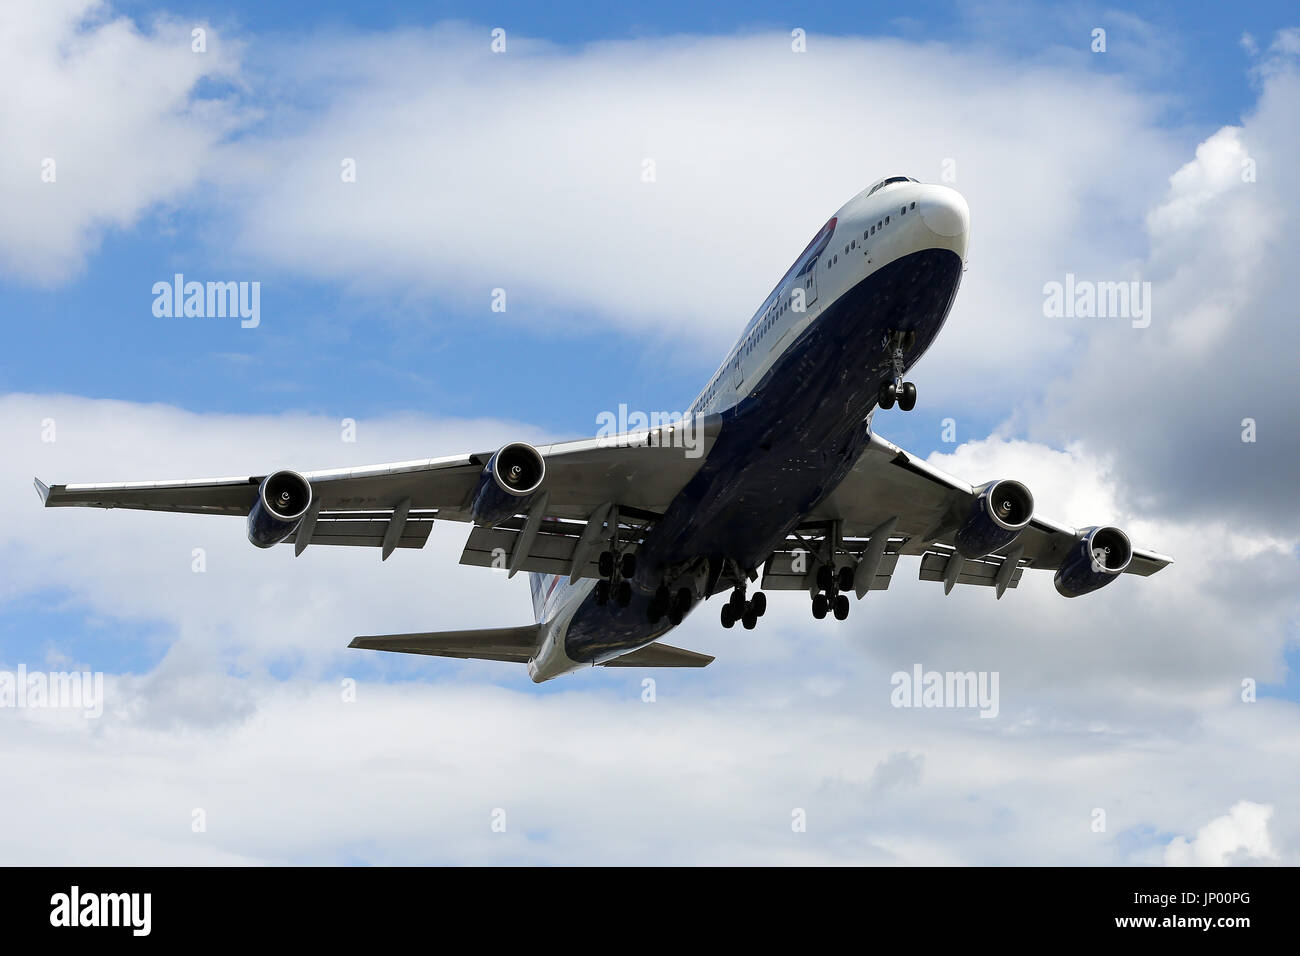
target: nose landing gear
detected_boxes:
[879,331,918,411]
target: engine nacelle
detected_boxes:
[247,470,313,548]
[1054,526,1132,597]
[954,479,1034,559]
[470,442,546,527]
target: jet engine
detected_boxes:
[247,470,313,548]
[470,442,546,527]
[1054,526,1132,597]
[953,479,1034,559]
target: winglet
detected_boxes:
[33,478,51,505]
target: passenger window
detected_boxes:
[901,206,906,215]
[910,201,916,209]
[885,215,890,224]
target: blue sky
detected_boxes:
[2,0,1299,864]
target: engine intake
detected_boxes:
[1054,526,1132,597]
[471,442,546,527]
[247,470,312,548]
[954,479,1034,559]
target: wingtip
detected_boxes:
[33,478,50,505]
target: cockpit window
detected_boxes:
[866,175,917,197]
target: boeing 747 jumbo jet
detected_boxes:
[36,177,1171,681]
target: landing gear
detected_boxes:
[810,561,850,622]
[720,581,765,630]
[598,546,637,611]
[880,331,918,411]
[836,565,854,592]
[668,587,692,626]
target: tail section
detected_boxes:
[349,624,542,663]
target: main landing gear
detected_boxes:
[594,549,635,608]
[648,583,693,626]
[811,563,851,621]
[878,331,917,411]
[720,584,766,631]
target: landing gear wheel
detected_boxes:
[812,593,829,619]
[836,566,854,592]
[728,588,746,613]
[594,579,610,605]
[620,552,637,579]
[720,604,736,628]
[751,591,767,617]
[598,551,614,579]
[816,565,835,592]
[833,593,850,620]
[669,604,684,626]
[878,381,897,409]
[898,381,917,412]
[742,607,758,630]
[614,580,632,607]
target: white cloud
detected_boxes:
[1164,801,1278,866]
[0,0,245,281]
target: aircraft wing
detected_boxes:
[35,416,722,569]
[790,430,1171,595]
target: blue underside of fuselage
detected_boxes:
[563,247,964,664]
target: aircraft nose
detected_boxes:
[917,186,969,239]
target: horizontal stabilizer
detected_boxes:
[602,642,714,668]
[348,624,542,663]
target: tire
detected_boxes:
[620,552,637,579]
[751,591,767,616]
[899,382,917,412]
[594,580,610,605]
[833,594,850,620]
[720,605,735,628]
[878,382,896,409]
[669,605,684,626]
[816,565,834,592]
[812,593,828,619]
[615,580,632,607]
[837,565,854,592]
[728,589,745,612]
[598,551,614,579]
[742,609,757,630]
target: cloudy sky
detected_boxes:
[2,0,1297,865]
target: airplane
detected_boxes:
[35,176,1172,682]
